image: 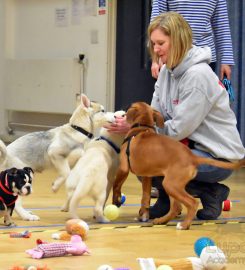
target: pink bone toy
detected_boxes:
[26,235,90,259]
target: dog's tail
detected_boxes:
[195,156,245,170]
[0,139,7,164]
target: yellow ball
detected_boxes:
[27,267,37,270]
[104,204,119,221]
[157,266,173,270]
[97,265,113,270]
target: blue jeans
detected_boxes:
[191,149,233,183]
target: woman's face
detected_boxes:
[150,28,170,65]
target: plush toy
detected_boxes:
[26,235,90,259]
[138,237,227,270]
[138,257,204,270]
[52,218,89,241]
[138,255,227,270]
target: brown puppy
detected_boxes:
[112,102,245,230]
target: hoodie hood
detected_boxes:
[171,45,211,78]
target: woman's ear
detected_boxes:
[153,110,164,128]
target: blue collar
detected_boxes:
[96,136,121,154]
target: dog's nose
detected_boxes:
[21,185,32,195]
[26,186,32,195]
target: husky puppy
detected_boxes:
[64,111,125,223]
[0,95,114,221]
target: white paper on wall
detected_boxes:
[55,7,69,27]
[71,0,97,25]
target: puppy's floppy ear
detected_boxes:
[23,167,34,175]
[0,170,8,180]
[153,109,164,128]
[126,104,137,124]
[6,168,18,177]
[23,167,34,180]
[3,168,18,187]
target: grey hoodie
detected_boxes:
[151,45,245,161]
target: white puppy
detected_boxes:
[64,111,125,223]
[0,95,114,221]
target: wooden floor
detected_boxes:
[1,169,245,270]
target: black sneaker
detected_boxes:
[196,183,230,220]
[149,188,170,219]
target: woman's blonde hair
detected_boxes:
[148,11,192,69]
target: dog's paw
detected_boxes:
[138,213,149,222]
[60,206,69,212]
[52,178,64,193]
[60,202,69,212]
[51,183,59,193]
[138,207,149,222]
[176,222,190,230]
[22,213,40,221]
[93,215,110,223]
[96,216,110,223]
[152,217,168,225]
[4,221,16,227]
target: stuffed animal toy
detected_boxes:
[26,235,90,259]
[138,257,204,270]
[138,251,227,270]
[52,218,89,241]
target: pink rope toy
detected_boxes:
[26,235,90,259]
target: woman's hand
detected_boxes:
[151,58,164,79]
[104,116,130,134]
[151,61,160,79]
[220,64,231,80]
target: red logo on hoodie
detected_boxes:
[219,80,225,89]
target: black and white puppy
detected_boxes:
[0,167,33,226]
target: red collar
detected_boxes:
[0,181,14,195]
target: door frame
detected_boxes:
[106,0,117,111]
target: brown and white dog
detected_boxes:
[0,167,33,226]
[112,102,245,230]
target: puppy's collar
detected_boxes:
[71,125,93,139]
[96,136,120,154]
[0,180,13,195]
[131,123,155,130]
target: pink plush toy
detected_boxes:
[26,235,90,259]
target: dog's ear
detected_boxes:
[23,167,34,179]
[6,168,18,177]
[153,109,164,128]
[0,170,8,180]
[23,167,34,174]
[126,104,137,124]
[81,94,91,108]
